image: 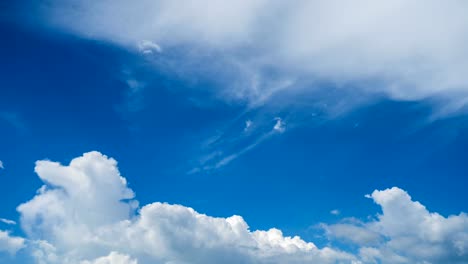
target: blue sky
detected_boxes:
[1,1,468,264]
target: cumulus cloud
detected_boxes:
[18,151,355,264]
[28,0,468,113]
[0,160,3,169]
[9,152,468,263]
[0,230,25,255]
[323,187,468,263]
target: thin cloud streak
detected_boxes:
[191,117,287,172]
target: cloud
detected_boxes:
[81,252,138,264]
[0,160,3,170]
[322,220,383,247]
[330,209,340,216]
[192,117,287,171]
[8,152,468,263]
[0,230,25,255]
[273,117,285,133]
[137,40,162,55]
[18,151,355,263]
[244,120,253,132]
[0,218,16,225]
[323,187,468,263]
[17,151,137,240]
[28,0,468,114]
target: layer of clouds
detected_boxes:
[30,0,468,113]
[7,151,467,263]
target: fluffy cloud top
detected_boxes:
[17,152,137,241]
[17,152,355,264]
[7,152,468,263]
[324,187,468,263]
[31,0,468,113]
[0,230,25,255]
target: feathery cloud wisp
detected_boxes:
[28,0,468,114]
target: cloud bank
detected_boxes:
[5,151,466,263]
[30,0,468,113]
[16,152,354,263]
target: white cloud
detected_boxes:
[0,230,25,255]
[190,116,290,172]
[30,0,468,114]
[0,218,16,225]
[330,209,340,216]
[322,221,382,247]
[244,120,253,132]
[323,187,468,263]
[17,152,137,244]
[137,40,161,55]
[18,151,355,263]
[273,117,285,133]
[0,160,3,169]
[198,118,284,171]
[9,152,468,263]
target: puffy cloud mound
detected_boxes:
[29,0,468,112]
[0,230,25,255]
[324,187,468,263]
[11,152,468,263]
[17,151,355,264]
[17,152,137,241]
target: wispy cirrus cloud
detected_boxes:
[23,0,468,115]
[0,219,15,225]
[189,116,287,172]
